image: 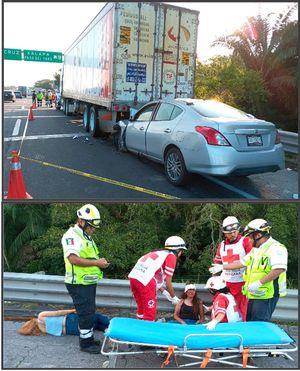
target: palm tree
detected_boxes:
[212,4,298,125]
[4,204,51,271]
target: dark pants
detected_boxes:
[65,283,97,348]
[246,296,279,321]
[65,313,110,335]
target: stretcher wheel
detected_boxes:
[102,361,110,368]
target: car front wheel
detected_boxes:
[164,148,188,186]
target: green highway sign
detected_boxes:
[4,48,22,60]
[23,50,63,63]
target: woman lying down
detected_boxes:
[18,309,110,336]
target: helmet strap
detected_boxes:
[252,232,269,246]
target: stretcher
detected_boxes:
[101,318,297,368]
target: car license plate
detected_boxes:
[247,134,263,146]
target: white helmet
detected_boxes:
[222,216,240,232]
[164,236,187,251]
[77,204,101,228]
[243,219,271,237]
[205,276,226,290]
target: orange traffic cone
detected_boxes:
[5,151,32,199]
[28,106,34,121]
[32,100,36,109]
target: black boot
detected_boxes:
[80,344,101,354]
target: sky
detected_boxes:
[3,2,298,87]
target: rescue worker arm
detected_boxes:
[223,261,245,270]
[204,313,225,330]
[67,253,110,268]
[259,268,286,285]
[165,275,175,298]
[173,301,186,324]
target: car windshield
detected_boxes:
[191,100,250,119]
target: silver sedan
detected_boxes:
[115,99,285,185]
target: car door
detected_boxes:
[145,103,183,160]
[125,103,158,153]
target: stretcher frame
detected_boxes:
[101,331,297,368]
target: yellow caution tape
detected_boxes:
[20,156,179,200]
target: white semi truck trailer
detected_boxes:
[61,2,199,136]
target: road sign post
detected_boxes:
[23,50,63,63]
[4,48,22,60]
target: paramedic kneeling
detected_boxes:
[204,276,242,330]
[209,219,287,322]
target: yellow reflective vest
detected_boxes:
[242,238,287,299]
[62,225,103,285]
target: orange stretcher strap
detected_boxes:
[200,349,212,368]
[160,346,175,368]
[242,348,250,368]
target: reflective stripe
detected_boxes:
[79,328,93,339]
[83,275,99,282]
[11,162,21,170]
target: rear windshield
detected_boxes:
[191,100,250,119]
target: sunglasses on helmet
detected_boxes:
[223,223,240,232]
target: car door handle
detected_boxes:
[164,128,171,133]
[139,127,145,131]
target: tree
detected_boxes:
[34,79,54,90]
[3,204,52,271]
[53,70,61,90]
[212,4,298,131]
[195,56,268,116]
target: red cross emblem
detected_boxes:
[222,249,240,263]
[141,252,159,262]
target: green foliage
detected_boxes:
[3,203,298,288]
[211,6,298,131]
[195,56,268,117]
[34,79,54,90]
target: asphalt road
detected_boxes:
[3,99,298,200]
[3,319,298,369]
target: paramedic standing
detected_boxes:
[212,216,252,321]
[129,236,187,321]
[61,204,110,354]
[209,219,287,322]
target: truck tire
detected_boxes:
[164,147,189,186]
[83,105,90,132]
[89,106,100,137]
[63,99,67,115]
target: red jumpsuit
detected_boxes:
[214,234,252,321]
[129,250,177,321]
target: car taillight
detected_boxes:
[195,126,231,146]
[275,129,281,144]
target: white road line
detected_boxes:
[5,133,88,142]
[4,116,67,118]
[202,174,258,199]
[12,119,22,136]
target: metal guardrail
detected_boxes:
[3,272,298,322]
[279,130,298,154]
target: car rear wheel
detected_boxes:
[164,148,188,186]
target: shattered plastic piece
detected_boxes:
[73,135,78,139]
[85,137,89,141]
[286,168,292,171]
